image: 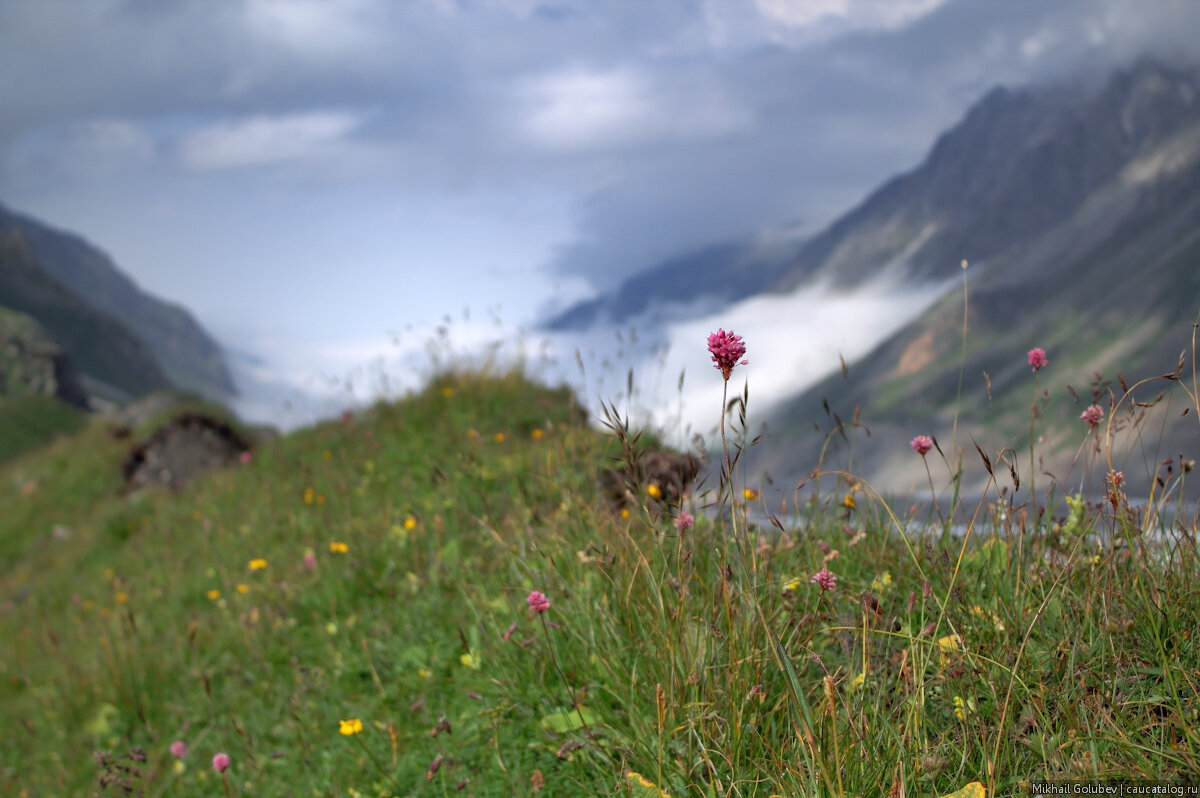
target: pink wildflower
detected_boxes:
[1080,404,1104,428]
[526,590,551,614]
[810,567,837,592]
[303,550,317,571]
[212,752,231,773]
[1106,470,1125,488]
[707,329,748,381]
[1027,347,1048,371]
[910,435,934,456]
[240,451,252,465]
[674,511,695,532]
[169,741,187,759]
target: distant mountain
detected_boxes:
[543,238,799,331]
[0,225,170,401]
[0,203,235,402]
[750,58,1200,496]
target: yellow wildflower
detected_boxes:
[871,572,892,592]
[531,428,544,440]
[937,633,961,664]
[329,542,349,554]
[441,387,454,398]
[620,508,630,519]
[647,483,662,499]
[404,516,418,531]
[842,494,856,509]
[207,589,221,601]
[743,488,759,501]
[322,450,332,460]
[338,718,363,736]
[114,592,128,604]
[303,487,314,505]
[494,432,506,443]
[417,668,431,679]
[460,651,481,670]
[248,559,268,571]
[953,695,967,721]
[850,671,865,691]
[782,577,802,594]
[236,584,250,595]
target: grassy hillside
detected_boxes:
[2,367,1198,796]
[0,395,86,465]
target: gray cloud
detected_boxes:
[4,0,1200,307]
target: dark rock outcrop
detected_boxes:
[601,447,700,510]
[122,413,251,490]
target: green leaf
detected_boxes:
[84,702,119,738]
[539,707,599,732]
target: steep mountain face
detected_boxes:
[749,59,1200,497]
[0,227,171,401]
[0,203,235,401]
[773,58,1200,289]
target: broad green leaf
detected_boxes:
[84,703,119,738]
[539,707,599,732]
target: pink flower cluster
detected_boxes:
[212,752,231,773]
[1080,404,1104,428]
[810,567,837,592]
[674,511,695,532]
[910,435,934,456]
[1027,347,1048,371]
[169,741,187,759]
[526,590,551,614]
[707,329,748,381]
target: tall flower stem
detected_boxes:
[539,614,591,737]
[355,736,402,793]
[1029,370,1039,527]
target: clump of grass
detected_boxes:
[1,314,1198,796]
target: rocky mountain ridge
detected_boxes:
[0,202,235,404]
[750,58,1200,497]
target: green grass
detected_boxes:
[2,362,1198,797]
[0,395,86,465]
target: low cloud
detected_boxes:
[179,111,365,170]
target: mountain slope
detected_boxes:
[0,203,235,399]
[543,237,799,331]
[0,226,171,401]
[750,59,1200,497]
[770,58,1200,290]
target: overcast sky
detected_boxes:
[3,0,1200,428]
